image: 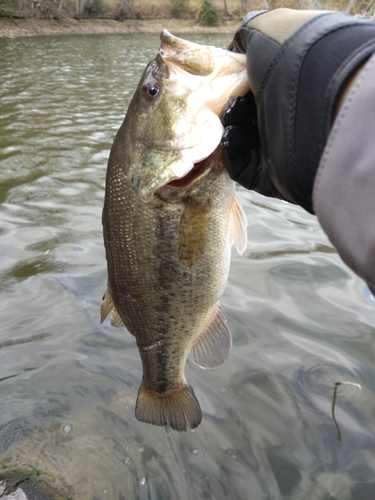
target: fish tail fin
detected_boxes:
[135,381,202,432]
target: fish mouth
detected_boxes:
[166,147,220,189]
[166,158,211,188]
[154,147,221,202]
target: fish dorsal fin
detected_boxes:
[111,309,126,328]
[229,194,247,255]
[100,288,113,323]
[189,303,232,369]
[100,287,126,328]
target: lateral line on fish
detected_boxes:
[140,340,163,352]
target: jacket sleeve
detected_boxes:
[313,51,375,295]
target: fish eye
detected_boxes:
[143,81,159,101]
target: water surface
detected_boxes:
[1,33,375,500]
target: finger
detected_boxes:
[221,92,258,134]
[221,125,253,179]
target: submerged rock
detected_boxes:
[0,468,66,500]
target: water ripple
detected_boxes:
[1,33,375,500]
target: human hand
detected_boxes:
[221,91,287,203]
[222,9,375,214]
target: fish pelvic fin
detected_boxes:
[100,287,126,328]
[135,381,202,432]
[190,303,232,369]
[229,194,248,255]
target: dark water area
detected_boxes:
[1,33,375,499]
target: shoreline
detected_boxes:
[0,17,241,39]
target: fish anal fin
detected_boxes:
[190,303,232,369]
[135,381,202,432]
[100,287,126,328]
[178,199,211,267]
[229,194,247,255]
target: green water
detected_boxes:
[1,32,375,500]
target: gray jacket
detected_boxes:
[314,51,375,295]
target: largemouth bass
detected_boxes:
[101,31,249,431]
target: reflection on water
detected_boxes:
[1,33,375,499]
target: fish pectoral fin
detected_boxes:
[189,303,232,369]
[178,199,211,267]
[135,381,202,432]
[100,287,126,328]
[229,194,248,255]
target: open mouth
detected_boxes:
[166,150,217,189]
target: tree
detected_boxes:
[223,0,232,16]
[57,0,64,15]
[239,0,247,14]
[345,0,356,11]
[75,0,94,18]
[115,0,133,20]
[293,0,304,8]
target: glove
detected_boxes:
[222,9,375,214]
[221,91,283,201]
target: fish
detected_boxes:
[101,30,249,431]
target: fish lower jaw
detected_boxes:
[156,147,221,202]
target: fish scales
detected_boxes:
[102,30,249,431]
[104,152,233,381]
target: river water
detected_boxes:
[1,32,375,500]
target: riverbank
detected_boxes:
[0,16,241,38]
